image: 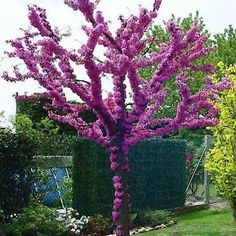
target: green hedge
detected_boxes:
[73,138,186,217]
[72,139,113,216]
[129,139,186,211]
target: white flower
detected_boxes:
[56,209,89,234]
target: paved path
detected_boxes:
[209,201,228,210]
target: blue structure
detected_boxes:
[32,167,71,207]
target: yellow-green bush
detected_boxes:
[206,62,236,209]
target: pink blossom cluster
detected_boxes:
[185,153,194,164]
[2,0,230,235]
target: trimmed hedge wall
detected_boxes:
[72,139,113,216]
[73,138,186,217]
[129,139,186,211]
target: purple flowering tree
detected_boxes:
[2,0,230,235]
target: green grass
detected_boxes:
[137,208,236,236]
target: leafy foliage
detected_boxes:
[2,204,91,236]
[213,26,236,66]
[2,204,67,236]
[132,210,173,227]
[206,63,236,207]
[0,128,36,219]
[81,215,112,236]
[15,114,76,156]
[16,99,76,135]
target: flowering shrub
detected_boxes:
[2,0,230,234]
[56,208,89,235]
[2,204,89,236]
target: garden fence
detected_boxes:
[185,135,221,205]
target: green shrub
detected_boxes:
[81,214,112,236]
[0,128,36,219]
[206,63,236,214]
[2,204,67,236]
[133,210,173,227]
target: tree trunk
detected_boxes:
[116,171,130,236]
[109,144,130,236]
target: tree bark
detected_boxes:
[110,144,130,236]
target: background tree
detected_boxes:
[15,98,97,155]
[16,98,76,135]
[139,11,213,119]
[2,0,230,235]
[15,113,76,156]
[140,13,236,119]
[213,26,236,66]
[206,62,236,220]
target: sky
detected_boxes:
[0,0,235,126]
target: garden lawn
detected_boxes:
[137,208,236,236]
